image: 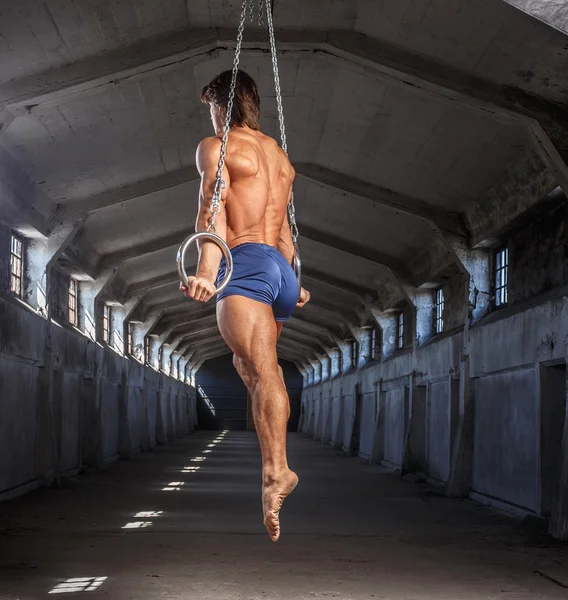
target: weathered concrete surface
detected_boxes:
[3,0,568,365]
[0,432,567,599]
[301,287,568,526]
[504,0,568,35]
[0,294,196,500]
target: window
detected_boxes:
[397,311,404,349]
[158,346,163,370]
[351,340,358,367]
[10,234,23,297]
[435,287,444,334]
[145,338,150,364]
[370,327,379,361]
[494,247,508,307]
[127,322,134,355]
[338,349,343,374]
[68,278,78,326]
[103,304,110,343]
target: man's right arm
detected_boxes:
[277,201,295,265]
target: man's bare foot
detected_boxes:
[262,469,299,542]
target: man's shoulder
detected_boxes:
[197,135,222,153]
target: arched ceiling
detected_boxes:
[0,0,565,366]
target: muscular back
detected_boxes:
[198,127,295,251]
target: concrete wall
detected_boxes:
[0,294,197,501]
[508,201,568,304]
[300,290,568,522]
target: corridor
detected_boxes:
[0,432,566,600]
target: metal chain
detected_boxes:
[265,0,299,243]
[247,0,264,26]
[207,0,248,234]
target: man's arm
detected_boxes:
[277,195,295,265]
[278,189,311,308]
[181,137,229,302]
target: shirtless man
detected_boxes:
[180,70,310,542]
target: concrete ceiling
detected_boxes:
[1,0,567,365]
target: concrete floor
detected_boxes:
[0,432,567,599]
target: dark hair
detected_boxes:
[201,70,261,130]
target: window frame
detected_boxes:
[10,234,24,298]
[127,322,134,356]
[494,247,509,308]
[102,303,111,343]
[68,277,78,327]
[435,286,444,335]
[370,327,380,361]
[397,311,405,350]
[144,338,150,365]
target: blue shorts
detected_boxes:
[216,243,299,322]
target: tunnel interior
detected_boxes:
[1,0,568,597]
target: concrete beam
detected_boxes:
[155,303,217,333]
[295,162,465,237]
[121,269,191,301]
[2,26,567,188]
[299,227,413,285]
[464,153,558,247]
[96,229,191,273]
[67,166,199,216]
[286,317,338,345]
[0,147,55,239]
[281,328,327,354]
[0,27,552,126]
[167,319,220,346]
[302,266,374,301]
[174,326,220,348]
[277,337,318,362]
[292,308,349,339]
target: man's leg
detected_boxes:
[217,296,298,542]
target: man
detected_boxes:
[180,70,310,542]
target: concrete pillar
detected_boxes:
[358,327,371,368]
[321,355,330,380]
[374,311,397,359]
[146,337,160,370]
[329,348,340,379]
[452,240,491,325]
[408,289,434,347]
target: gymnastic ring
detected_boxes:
[293,244,302,293]
[176,232,234,295]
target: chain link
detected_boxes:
[207,0,249,234]
[265,0,299,243]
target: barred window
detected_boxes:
[68,278,78,326]
[495,247,508,307]
[351,340,358,367]
[370,327,379,360]
[145,338,150,364]
[10,235,23,297]
[103,304,110,343]
[397,311,404,349]
[127,322,134,355]
[435,287,444,334]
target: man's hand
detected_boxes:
[297,287,310,308]
[180,276,216,303]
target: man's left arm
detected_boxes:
[181,137,230,302]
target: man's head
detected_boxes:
[201,70,261,133]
